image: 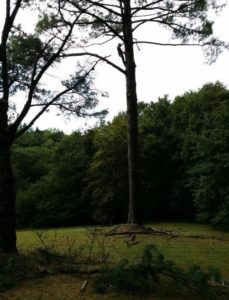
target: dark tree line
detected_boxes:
[13,82,229,228]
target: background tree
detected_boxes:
[40,131,95,227]
[13,129,95,228]
[138,99,185,221]
[85,113,128,224]
[61,0,227,224]
[185,83,229,226]
[0,0,105,253]
[13,129,64,227]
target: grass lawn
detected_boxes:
[17,222,229,275]
[1,223,229,299]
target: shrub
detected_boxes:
[93,245,224,298]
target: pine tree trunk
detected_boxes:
[123,0,139,224]
[0,134,17,253]
[126,71,139,224]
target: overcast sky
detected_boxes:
[1,1,229,133]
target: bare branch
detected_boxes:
[134,40,210,47]
[66,0,124,41]
[62,52,126,74]
[8,66,19,90]
[131,0,164,16]
[83,0,121,17]
[78,36,116,48]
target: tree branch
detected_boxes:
[78,36,116,48]
[134,40,212,47]
[10,20,77,134]
[14,60,99,139]
[83,0,121,17]
[67,0,123,41]
[1,0,22,102]
[62,52,126,74]
[131,0,164,16]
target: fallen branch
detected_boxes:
[80,280,88,292]
[105,223,172,236]
[125,240,139,248]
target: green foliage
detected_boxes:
[0,254,30,290]
[36,13,59,33]
[13,129,95,228]
[13,129,64,227]
[139,98,185,220]
[12,82,229,227]
[188,85,229,225]
[86,113,128,224]
[43,131,95,226]
[0,275,15,291]
[170,82,229,225]
[9,35,44,68]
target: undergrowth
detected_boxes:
[93,244,227,299]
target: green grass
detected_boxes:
[16,223,229,277]
[1,223,228,299]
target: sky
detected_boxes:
[1,1,229,133]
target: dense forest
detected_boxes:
[13,82,229,229]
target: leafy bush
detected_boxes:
[0,275,15,290]
[0,255,27,291]
[93,245,224,298]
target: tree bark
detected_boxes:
[0,137,17,253]
[0,98,17,253]
[123,0,139,224]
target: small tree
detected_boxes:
[0,0,105,253]
[60,0,227,224]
